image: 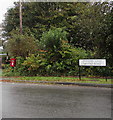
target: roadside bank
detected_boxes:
[1,78,112,88]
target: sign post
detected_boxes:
[78,66,81,80]
[79,59,107,80]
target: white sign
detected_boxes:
[79,59,106,66]
[0,53,7,55]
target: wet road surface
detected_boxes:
[1,82,112,118]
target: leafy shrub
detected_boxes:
[3,56,28,76]
[5,29,37,58]
[23,54,47,76]
[39,27,68,52]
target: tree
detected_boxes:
[5,29,37,57]
[3,2,113,65]
[89,2,113,67]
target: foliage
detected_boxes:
[3,2,113,63]
[5,29,37,57]
[2,56,26,76]
[2,2,113,76]
[39,28,68,52]
[22,41,90,76]
[23,54,47,76]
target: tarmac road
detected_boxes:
[1,82,112,118]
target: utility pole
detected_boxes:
[19,0,22,34]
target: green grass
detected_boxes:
[12,76,112,84]
[0,69,2,76]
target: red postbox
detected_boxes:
[10,58,16,67]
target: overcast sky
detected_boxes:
[0,0,19,24]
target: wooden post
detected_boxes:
[19,0,22,34]
[79,66,81,80]
[105,66,107,82]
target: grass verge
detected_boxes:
[2,76,112,84]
